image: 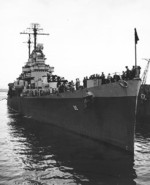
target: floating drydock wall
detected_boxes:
[7,79,141,153]
[137,84,150,121]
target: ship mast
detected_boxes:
[28,34,31,58]
[22,34,32,58]
[31,23,49,50]
[20,23,49,56]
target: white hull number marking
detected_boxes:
[73,105,78,111]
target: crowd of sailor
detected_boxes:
[83,65,141,88]
[9,65,141,97]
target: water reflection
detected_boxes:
[6,108,137,185]
[134,121,150,185]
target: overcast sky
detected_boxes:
[0,0,150,88]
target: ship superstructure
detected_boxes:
[10,24,61,95]
[19,43,55,91]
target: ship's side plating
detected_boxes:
[8,79,141,153]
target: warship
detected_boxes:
[7,24,141,153]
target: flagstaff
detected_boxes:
[135,32,137,67]
[134,28,139,68]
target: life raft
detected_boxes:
[119,80,128,88]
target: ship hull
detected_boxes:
[7,79,141,153]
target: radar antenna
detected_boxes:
[20,23,49,51]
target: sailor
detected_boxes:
[131,66,136,79]
[121,71,126,80]
[84,90,95,108]
[70,80,75,92]
[125,66,131,80]
[113,72,120,82]
[101,72,105,84]
[96,74,100,79]
[76,78,80,90]
[47,73,50,82]
[83,77,87,88]
[107,73,111,83]
[136,66,141,77]
[113,72,117,82]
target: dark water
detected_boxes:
[0,92,150,185]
